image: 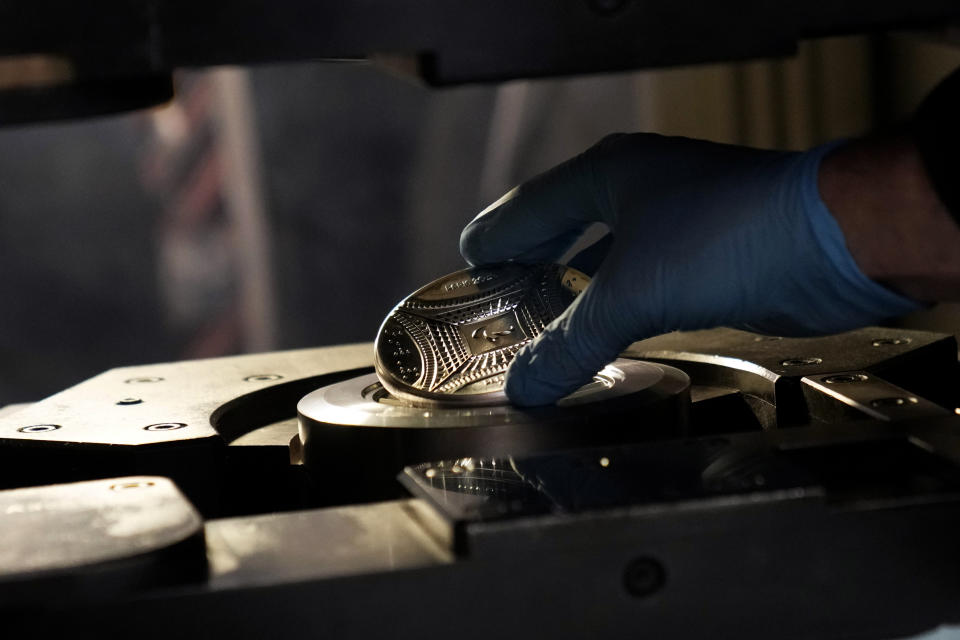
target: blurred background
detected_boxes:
[1,34,959,405]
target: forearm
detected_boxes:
[819,131,960,303]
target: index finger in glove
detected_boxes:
[460,137,620,266]
[504,263,636,406]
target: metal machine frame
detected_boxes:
[3,328,960,638]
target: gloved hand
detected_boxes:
[460,134,922,406]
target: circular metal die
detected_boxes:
[301,359,684,428]
[374,263,589,407]
[298,359,690,493]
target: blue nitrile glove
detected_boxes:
[460,134,922,406]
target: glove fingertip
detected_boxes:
[460,209,514,266]
[505,344,582,407]
[505,360,564,407]
[458,224,485,265]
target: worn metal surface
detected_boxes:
[302,360,687,428]
[626,327,958,428]
[627,327,955,377]
[0,344,375,515]
[0,403,29,419]
[802,371,949,422]
[0,343,371,446]
[230,417,300,448]
[0,328,960,637]
[206,500,452,589]
[0,327,950,515]
[299,361,690,500]
[11,419,960,639]
[3,328,949,450]
[0,476,205,604]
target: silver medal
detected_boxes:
[374,263,589,406]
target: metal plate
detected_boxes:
[375,263,588,407]
[0,476,205,603]
[298,360,690,495]
[0,343,371,446]
[303,359,681,428]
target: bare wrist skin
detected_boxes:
[819,132,960,303]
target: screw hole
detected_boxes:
[143,422,187,432]
[109,481,155,491]
[823,374,868,384]
[17,424,61,433]
[870,397,918,408]
[623,557,666,598]
[244,374,283,382]
[781,358,822,367]
[872,338,911,347]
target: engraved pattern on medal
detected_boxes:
[378,264,586,397]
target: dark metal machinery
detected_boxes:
[4,328,960,638]
[3,3,960,638]
[1,1,960,122]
